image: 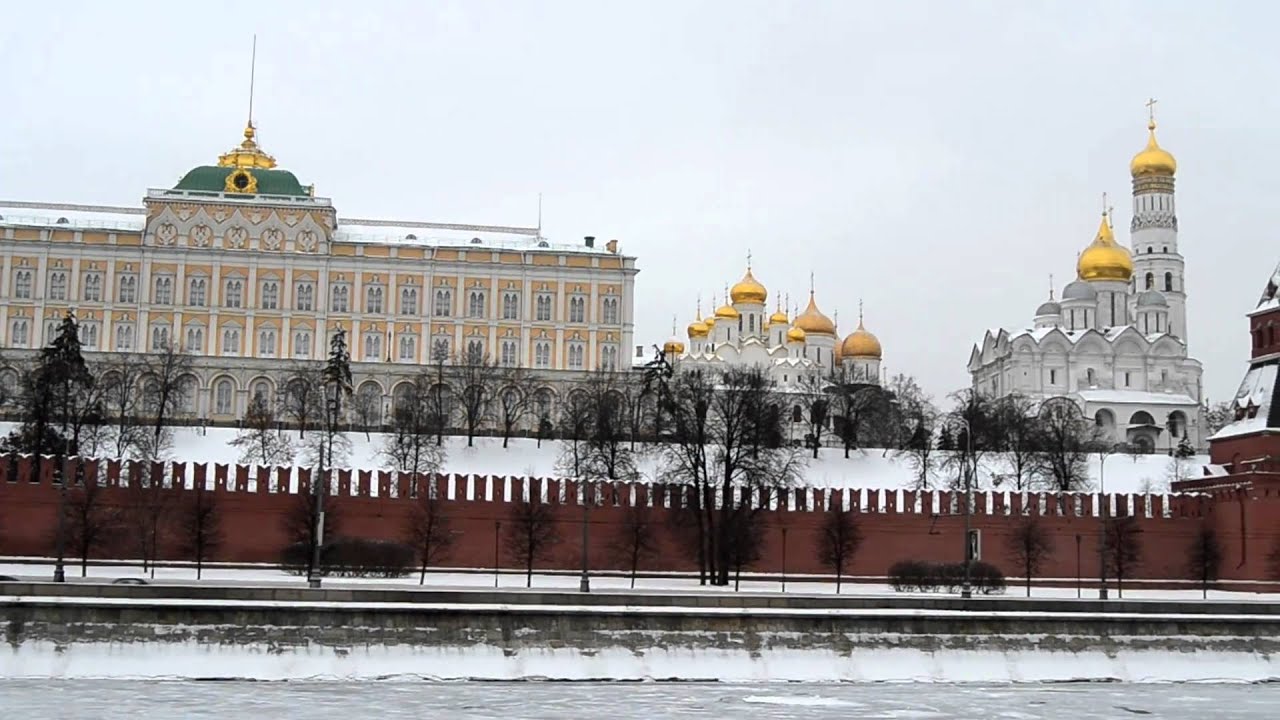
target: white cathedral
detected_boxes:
[659,266,884,388]
[968,112,1205,451]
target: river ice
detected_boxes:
[2,680,1276,719]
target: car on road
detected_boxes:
[111,578,148,585]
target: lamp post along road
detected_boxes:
[955,417,974,599]
[579,481,592,593]
[1098,448,1109,600]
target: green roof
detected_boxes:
[173,166,309,197]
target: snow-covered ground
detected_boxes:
[4,562,1275,602]
[4,421,1207,495]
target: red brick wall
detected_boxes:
[1,456,1270,584]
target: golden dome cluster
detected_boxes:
[1077,210,1133,282]
[1130,120,1177,178]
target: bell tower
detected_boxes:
[1129,99,1186,340]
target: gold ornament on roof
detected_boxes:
[1077,205,1133,282]
[218,123,279,170]
[1130,99,1176,177]
[787,325,806,343]
[687,300,709,339]
[224,167,258,194]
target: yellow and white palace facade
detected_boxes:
[0,123,637,423]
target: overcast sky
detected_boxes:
[1,1,1272,406]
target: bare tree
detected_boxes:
[230,395,295,465]
[555,389,593,480]
[610,504,659,588]
[279,364,323,439]
[1105,515,1143,598]
[382,373,447,476]
[423,345,453,447]
[994,393,1042,491]
[403,483,454,584]
[453,344,499,447]
[942,388,1000,492]
[283,484,342,575]
[62,476,120,577]
[1186,523,1222,599]
[1034,398,1091,492]
[143,340,194,449]
[1204,400,1233,438]
[828,370,888,458]
[583,370,641,483]
[1005,515,1054,597]
[496,367,537,449]
[663,366,803,586]
[176,479,223,579]
[796,372,830,458]
[505,496,561,588]
[818,501,862,593]
[352,384,382,441]
[124,462,174,578]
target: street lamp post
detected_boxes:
[494,520,501,588]
[53,459,66,583]
[579,482,592,593]
[954,417,974,599]
[781,527,788,593]
[1098,448,1110,600]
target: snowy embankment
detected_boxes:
[2,594,1277,682]
[0,421,1206,495]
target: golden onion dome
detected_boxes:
[786,325,806,343]
[768,309,790,327]
[840,321,883,359]
[663,336,686,355]
[729,268,767,305]
[714,302,740,320]
[1130,120,1177,177]
[686,318,709,339]
[794,293,836,336]
[1077,211,1134,282]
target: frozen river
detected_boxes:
[3,680,1277,719]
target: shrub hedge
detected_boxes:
[888,559,1005,595]
[279,537,414,578]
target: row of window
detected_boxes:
[10,271,623,323]
[5,318,620,369]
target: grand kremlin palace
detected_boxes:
[0,123,637,422]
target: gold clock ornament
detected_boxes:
[225,168,258,194]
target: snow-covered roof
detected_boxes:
[1211,363,1279,440]
[1076,389,1198,407]
[0,201,145,232]
[1256,261,1280,312]
[332,218,609,255]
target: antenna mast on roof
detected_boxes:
[248,35,257,130]
[537,192,543,239]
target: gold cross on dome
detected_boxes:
[1146,97,1158,123]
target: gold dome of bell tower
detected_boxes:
[1130,102,1177,178]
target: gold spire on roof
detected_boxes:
[687,297,710,339]
[218,37,278,170]
[1130,98,1177,177]
[794,279,836,336]
[768,293,789,326]
[714,284,740,319]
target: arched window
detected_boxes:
[49,271,68,300]
[1144,272,1154,290]
[792,405,803,423]
[468,291,485,318]
[221,329,240,355]
[83,273,102,302]
[115,324,134,351]
[569,297,585,323]
[185,327,204,353]
[433,289,452,317]
[1164,272,1173,292]
[330,284,350,313]
[535,341,551,368]
[258,329,277,357]
[295,282,314,311]
[224,279,243,308]
[364,332,383,360]
[117,275,137,303]
[602,297,619,324]
[502,292,520,320]
[13,270,32,299]
[400,287,418,315]
[260,280,279,310]
[293,330,312,358]
[501,340,518,367]
[10,320,29,347]
[365,285,384,314]
[398,335,416,361]
[431,337,451,362]
[189,278,207,306]
[215,379,234,415]
[536,295,553,321]
[466,339,484,361]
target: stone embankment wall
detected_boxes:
[2,585,1279,681]
[1,454,1274,585]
